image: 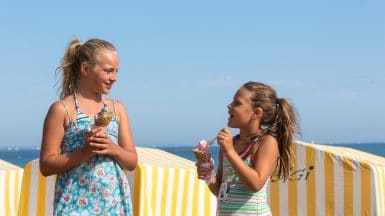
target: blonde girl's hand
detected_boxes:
[217,128,234,154]
[82,128,103,156]
[89,128,120,156]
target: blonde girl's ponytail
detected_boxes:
[55,38,116,99]
[56,39,82,99]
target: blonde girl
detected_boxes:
[39,39,137,215]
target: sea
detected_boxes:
[1,142,385,168]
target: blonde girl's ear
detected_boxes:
[80,61,89,77]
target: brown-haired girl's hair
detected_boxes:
[55,39,116,99]
[242,81,299,181]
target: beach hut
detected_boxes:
[18,147,217,216]
[16,141,385,215]
[0,158,23,216]
[268,141,385,216]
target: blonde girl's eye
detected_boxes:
[104,68,117,74]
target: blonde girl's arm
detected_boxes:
[39,101,95,176]
[225,135,279,192]
[109,100,138,171]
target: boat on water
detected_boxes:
[1,141,385,216]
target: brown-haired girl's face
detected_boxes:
[89,50,119,95]
[227,87,255,129]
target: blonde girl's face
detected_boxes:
[227,87,256,129]
[88,50,119,95]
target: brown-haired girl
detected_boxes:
[197,81,299,215]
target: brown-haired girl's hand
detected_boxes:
[88,127,120,157]
[195,162,213,180]
[217,128,234,154]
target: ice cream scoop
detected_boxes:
[94,104,113,127]
[192,140,213,163]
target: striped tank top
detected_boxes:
[218,142,272,216]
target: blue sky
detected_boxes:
[1,1,384,148]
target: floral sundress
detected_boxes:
[54,95,133,216]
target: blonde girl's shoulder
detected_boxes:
[46,95,76,127]
[104,98,128,121]
[46,100,70,128]
[104,98,127,111]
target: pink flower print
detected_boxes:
[95,168,105,178]
[63,193,72,203]
[109,175,115,182]
[102,189,111,198]
[79,177,86,186]
[92,207,102,214]
[63,143,69,150]
[76,196,88,207]
[110,198,117,206]
[89,185,97,193]
[119,177,124,185]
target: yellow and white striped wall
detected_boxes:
[268,141,385,216]
[10,142,385,216]
[0,158,23,216]
[17,147,217,216]
[129,147,217,216]
[18,159,56,216]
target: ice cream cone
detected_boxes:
[192,148,212,163]
[94,112,113,127]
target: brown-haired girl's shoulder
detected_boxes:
[258,134,279,154]
[260,134,277,144]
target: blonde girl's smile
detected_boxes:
[89,50,119,94]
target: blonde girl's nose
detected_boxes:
[110,73,117,81]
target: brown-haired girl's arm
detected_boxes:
[39,101,95,176]
[218,129,279,192]
[91,100,138,171]
[207,147,223,196]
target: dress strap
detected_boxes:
[112,99,118,121]
[60,101,72,123]
[239,142,255,158]
[112,100,117,115]
[73,93,80,112]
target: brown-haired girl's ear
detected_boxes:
[252,107,263,119]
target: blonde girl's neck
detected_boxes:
[75,88,103,103]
